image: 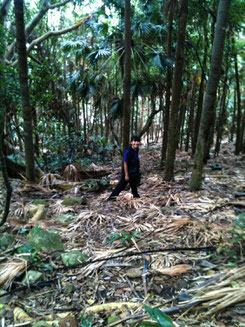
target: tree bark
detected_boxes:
[192,25,208,155]
[190,0,231,190]
[161,0,176,164]
[14,0,35,182]
[185,74,197,152]
[0,121,12,226]
[164,0,188,181]
[234,44,242,154]
[122,0,131,153]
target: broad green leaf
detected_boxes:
[144,305,173,327]
[138,322,160,327]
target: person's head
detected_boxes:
[130,135,140,150]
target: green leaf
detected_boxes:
[138,322,160,327]
[144,305,173,327]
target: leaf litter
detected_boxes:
[1,142,245,326]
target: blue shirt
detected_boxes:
[124,148,139,163]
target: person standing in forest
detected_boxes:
[107,135,141,201]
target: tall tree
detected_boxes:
[14,0,35,181]
[190,0,231,190]
[233,39,242,155]
[163,0,188,181]
[161,0,177,164]
[122,0,131,153]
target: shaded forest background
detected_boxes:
[0,1,245,326]
[0,0,244,190]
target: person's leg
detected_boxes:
[129,176,140,198]
[108,175,128,200]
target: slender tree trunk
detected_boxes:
[82,99,87,143]
[215,81,228,155]
[122,0,131,153]
[0,109,12,226]
[190,0,231,190]
[242,108,245,153]
[178,94,187,150]
[230,89,236,142]
[0,13,12,224]
[14,0,35,182]
[185,74,197,152]
[234,46,242,154]
[192,24,208,155]
[135,96,139,134]
[161,4,175,164]
[164,0,188,180]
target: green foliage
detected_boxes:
[80,314,92,327]
[218,213,245,259]
[29,61,56,107]
[17,244,38,262]
[144,305,173,327]
[26,224,64,252]
[108,230,141,246]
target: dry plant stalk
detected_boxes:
[0,259,28,287]
[84,301,142,314]
[186,266,245,314]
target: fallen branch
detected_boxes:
[12,15,92,66]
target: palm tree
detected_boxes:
[163,0,188,181]
[122,0,131,153]
[189,0,231,190]
[14,0,35,181]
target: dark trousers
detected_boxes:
[110,174,139,197]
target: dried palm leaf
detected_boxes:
[13,307,32,322]
[63,164,81,182]
[39,173,61,189]
[152,264,191,276]
[0,258,28,287]
[88,163,103,171]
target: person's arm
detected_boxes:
[124,161,129,181]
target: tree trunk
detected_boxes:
[122,0,131,153]
[214,81,228,155]
[0,113,12,226]
[234,45,242,154]
[164,0,188,181]
[14,0,35,182]
[185,74,197,152]
[230,89,236,142]
[160,2,175,165]
[192,24,208,155]
[190,0,231,190]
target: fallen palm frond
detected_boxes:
[0,258,28,287]
[191,286,245,315]
[63,164,81,182]
[185,266,245,314]
[118,193,145,209]
[184,220,222,247]
[50,199,75,215]
[39,173,61,190]
[18,176,51,193]
[88,163,103,171]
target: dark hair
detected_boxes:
[131,135,141,142]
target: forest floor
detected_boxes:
[1,141,245,327]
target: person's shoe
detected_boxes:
[133,193,140,198]
[107,196,116,201]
